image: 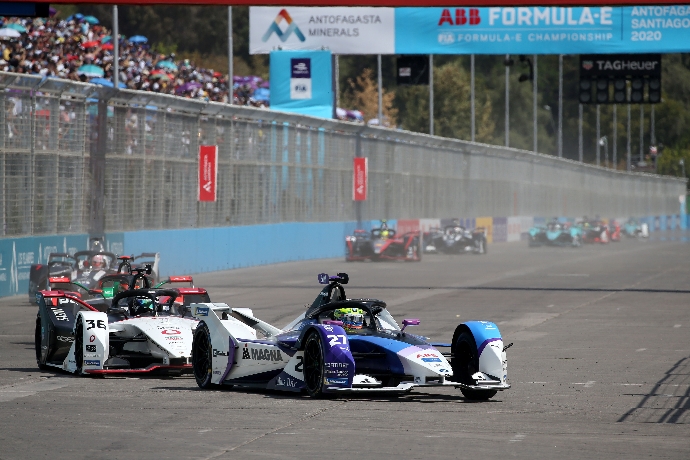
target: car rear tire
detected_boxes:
[34,317,47,370]
[74,320,84,375]
[303,331,325,397]
[452,332,497,401]
[192,322,216,389]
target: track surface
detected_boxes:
[0,235,689,459]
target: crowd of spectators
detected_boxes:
[0,13,269,106]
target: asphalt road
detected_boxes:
[0,235,688,459]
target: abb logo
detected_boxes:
[438,8,481,26]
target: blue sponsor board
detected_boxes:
[395,6,690,55]
[270,50,333,119]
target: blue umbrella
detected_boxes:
[77,64,104,78]
[101,35,112,43]
[129,35,148,44]
[90,77,126,89]
[253,88,270,102]
[83,16,99,25]
[5,23,26,33]
[156,61,178,71]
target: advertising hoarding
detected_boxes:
[353,157,368,201]
[250,7,395,54]
[270,50,333,119]
[198,145,218,202]
[395,6,690,54]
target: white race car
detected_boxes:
[35,285,201,376]
[190,273,511,400]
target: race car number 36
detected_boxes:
[85,319,106,330]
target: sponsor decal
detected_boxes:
[326,369,349,377]
[84,359,101,366]
[422,357,442,363]
[84,354,99,358]
[89,335,96,343]
[325,362,348,368]
[57,336,74,343]
[325,377,348,385]
[323,324,334,332]
[250,347,283,362]
[196,307,209,317]
[166,336,184,341]
[439,368,449,373]
[213,349,229,357]
[51,308,69,321]
[416,353,439,359]
[85,345,97,352]
[242,345,250,360]
[161,329,181,335]
[213,371,222,375]
[277,375,300,388]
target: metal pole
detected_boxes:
[470,54,475,142]
[639,105,644,165]
[558,54,563,158]
[112,5,119,89]
[228,6,233,103]
[650,104,655,146]
[429,54,434,136]
[597,104,601,166]
[612,105,617,169]
[533,54,537,153]
[627,103,632,171]
[578,104,583,162]
[335,55,340,110]
[505,54,509,147]
[377,54,383,127]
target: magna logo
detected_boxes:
[438,8,480,26]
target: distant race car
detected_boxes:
[622,218,649,238]
[528,221,582,247]
[424,223,488,254]
[190,273,510,400]
[581,219,611,244]
[35,279,200,376]
[345,223,421,262]
[28,250,118,303]
[609,221,622,242]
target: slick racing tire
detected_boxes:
[452,332,497,401]
[34,317,47,370]
[192,322,216,389]
[74,319,84,375]
[303,331,326,397]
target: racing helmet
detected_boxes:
[91,254,106,269]
[333,307,364,331]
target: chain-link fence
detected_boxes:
[0,71,685,237]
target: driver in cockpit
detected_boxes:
[333,307,365,331]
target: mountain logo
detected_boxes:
[262,9,306,43]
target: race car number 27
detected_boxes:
[85,319,106,330]
[326,334,347,347]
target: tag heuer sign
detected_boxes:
[580,54,661,78]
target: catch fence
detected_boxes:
[0,71,685,237]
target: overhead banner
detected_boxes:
[353,157,368,201]
[270,50,333,119]
[250,7,395,54]
[198,145,218,202]
[395,6,690,54]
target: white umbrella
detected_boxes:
[0,28,21,38]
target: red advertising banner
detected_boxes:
[353,157,368,201]
[198,145,218,202]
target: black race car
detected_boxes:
[424,223,487,254]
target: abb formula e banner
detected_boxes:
[395,6,690,54]
[198,145,218,202]
[250,7,395,54]
[353,157,368,201]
